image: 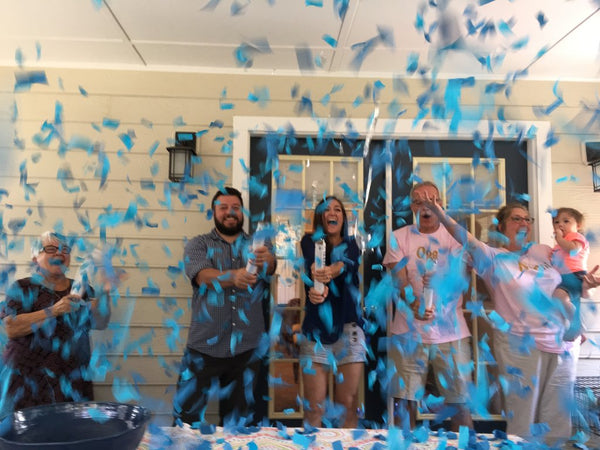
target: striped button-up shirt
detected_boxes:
[183,229,270,358]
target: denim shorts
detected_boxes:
[299,322,366,367]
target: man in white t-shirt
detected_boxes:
[383,181,473,431]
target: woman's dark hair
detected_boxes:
[495,202,529,233]
[211,186,243,210]
[312,195,349,240]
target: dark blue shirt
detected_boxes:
[300,234,362,344]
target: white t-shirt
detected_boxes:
[382,225,471,344]
[473,243,566,353]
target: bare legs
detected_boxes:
[336,362,363,428]
[303,362,364,428]
[302,362,328,427]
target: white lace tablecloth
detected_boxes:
[138,424,522,449]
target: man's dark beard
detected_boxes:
[215,215,243,236]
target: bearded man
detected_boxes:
[173,187,276,426]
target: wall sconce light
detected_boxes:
[167,132,197,182]
[585,141,600,192]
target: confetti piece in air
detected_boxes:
[78,85,88,96]
[406,52,419,75]
[533,80,563,117]
[234,38,272,68]
[230,0,249,15]
[497,19,515,37]
[119,133,134,150]
[322,34,337,47]
[295,46,315,72]
[173,116,186,127]
[488,310,510,333]
[350,26,394,72]
[102,117,120,129]
[35,41,41,60]
[544,128,559,147]
[511,36,529,50]
[201,0,220,11]
[306,0,322,6]
[148,140,159,157]
[14,71,48,92]
[536,11,548,28]
[15,48,24,67]
[96,151,111,189]
[333,0,348,20]
[248,86,270,108]
[8,218,27,235]
[91,0,102,9]
[87,408,110,424]
[112,378,140,402]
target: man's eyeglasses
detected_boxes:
[40,245,72,255]
[510,216,534,224]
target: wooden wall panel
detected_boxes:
[2,66,600,423]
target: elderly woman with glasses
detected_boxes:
[418,198,600,443]
[0,231,111,412]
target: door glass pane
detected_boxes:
[474,161,504,209]
[332,160,359,203]
[305,160,330,208]
[271,361,301,415]
[278,160,303,190]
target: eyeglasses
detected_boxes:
[40,245,72,255]
[509,216,534,224]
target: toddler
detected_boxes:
[552,207,589,341]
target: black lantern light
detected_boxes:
[585,141,600,192]
[167,132,197,182]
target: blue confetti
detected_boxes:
[148,140,159,157]
[322,34,337,47]
[536,11,548,28]
[333,0,348,20]
[119,133,134,150]
[295,46,315,72]
[248,86,270,108]
[511,36,529,50]
[78,85,88,96]
[14,71,48,92]
[173,116,187,127]
[15,48,24,67]
[407,52,419,74]
[102,117,120,129]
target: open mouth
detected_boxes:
[327,219,338,226]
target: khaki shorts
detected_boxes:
[388,334,472,403]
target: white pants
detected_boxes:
[494,331,579,440]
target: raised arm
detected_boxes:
[418,191,487,256]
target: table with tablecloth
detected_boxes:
[137,424,523,449]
